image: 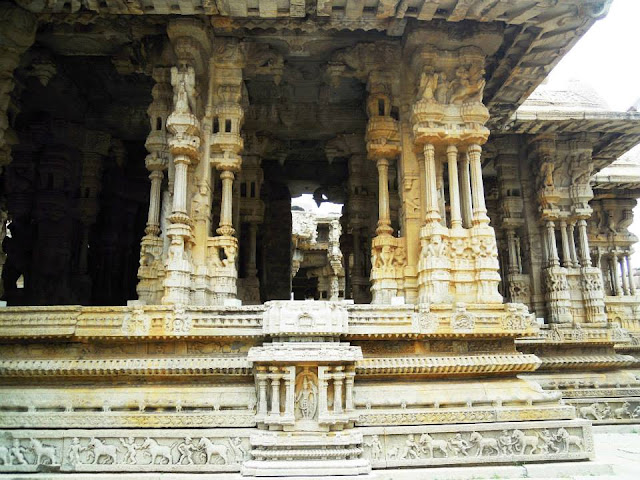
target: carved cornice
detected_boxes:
[356,354,541,376]
[0,357,252,377]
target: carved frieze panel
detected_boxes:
[0,429,250,472]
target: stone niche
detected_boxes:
[247,301,366,475]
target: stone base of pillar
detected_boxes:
[137,234,165,304]
[543,266,573,324]
[162,223,193,305]
[238,274,260,305]
[580,266,607,323]
[205,235,238,305]
[418,223,502,305]
[370,235,406,304]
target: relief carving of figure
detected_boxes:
[540,158,555,189]
[400,434,421,459]
[554,427,583,453]
[176,437,196,465]
[364,435,383,460]
[119,437,138,465]
[449,65,485,104]
[170,66,196,115]
[295,373,318,420]
[10,439,28,465]
[418,69,439,103]
[448,433,472,456]
[67,438,82,465]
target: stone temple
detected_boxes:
[0,0,640,477]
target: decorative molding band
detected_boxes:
[0,357,252,377]
[0,411,256,428]
[355,405,575,426]
[355,354,541,376]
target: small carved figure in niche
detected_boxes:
[400,434,421,459]
[538,429,559,454]
[435,72,449,104]
[119,437,138,465]
[450,65,486,104]
[176,437,196,465]
[418,69,439,103]
[364,435,383,460]
[0,444,9,465]
[295,373,318,420]
[499,430,515,455]
[448,433,471,456]
[10,439,28,465]
[170,66,196,115]
[540,158,555,188]
[228,437,247,462]
[67,438,82,466]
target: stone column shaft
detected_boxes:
[459,154,473,228]
[468,144,488,224]
[217,170,235,236]
[269,372,281,415]
[577,219,591,267]
[257,371,268,416]
[423,144,439,223]
[620,257,630,296]
[376,158,392,236]
[447,145,462,228]
[560,221,572,268]
[284,373,294,417]
[611,253,622,296]
[546,221,559,267]
[345,371,355,412]
[146,170,164,235]
[626,254,636,295]
[248,222,258,273]
[333,370,344,414]
[506,229,519,274]
[318,377,328,416]
[171,155,190,216]
[568,222,579,267]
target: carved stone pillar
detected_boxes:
[162,62,200,304]
[577,219,592,267]
[568,221,579,267]
[269,368,281,415]
[257,367,269,417]
[468,144,489,225]
[459,153,473,228]
[560,221,572,268]
[610,252,622,297]
[333,366,344,414]
[620,256,630,296]
[375,158,393,236]
[546,221,560,267]
[345,367,355,412]
[366,72,404,304]
[626,254,636,295]
[137,68,171,304]
[506,229,519,275]
[447,145,462,229]
[207,38,245,305]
